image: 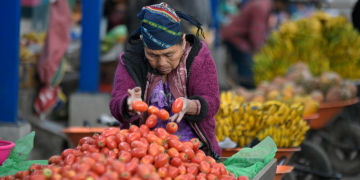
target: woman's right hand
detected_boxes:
[127,87,143,115]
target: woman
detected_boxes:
[109,2,221,159]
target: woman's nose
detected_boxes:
[158,56,167,66]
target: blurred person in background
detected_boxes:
[104,0,128,32]
[110,3,222,158]
[352,0,360,32]
[221,0,287,89]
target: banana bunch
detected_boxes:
[216,95,310,148]
[254,11,360,83]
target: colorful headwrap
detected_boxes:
[131,2,204,50]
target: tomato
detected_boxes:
[169,140,184,152]
[179,152,188,162]
[82,151,91,157]
[167,166,180,178]
[196,175,206,180]
[120,171,131,180]
[188,138,199,151]
[96,136,107,148]
[100,147,110,155]
[106,135,116,141]
[195,150,206,157]
[199,161,211,174]
[169,157,181,167]
[163,142,169,150]
[71,150,82,157]
[149,172,161,180]
[106,139,118,150]
[186,165,199,175]
[158,146,166,154]
[157,167,168,178]
[118,150,132,163]
[163,178,172,180]
[88,145,100,153]
[237,176,250,180]
[167,148,179,158]
[115,133,127,144]
[140,137,149,147]
[129,125,140,133]
[132,101,148,112]
[210,168,221,179]
[207,174,219,180]
[118,142,131,152]
[167,135,180,141]
[91,153,106,162]
[81,143,89,152]
[111,160,126,174]
[131,140,147,149]
[145,115,158,128]
[29,175,46,180]
[48,155,62,165]
[125,163,138,174]
[155,128,168,140]
[171,98,183,113]
[182,142,194,149]
[136,164,151,179]
[206,156,216,164]
[91,162,105,175]
[64,154,75,165]
[19,171,30,179]
[79,137,91,145]
[183,147,195,160]
[80,157,95,166]
[5,175,15,180]
[154,154,169,168]
[165,122,178,134]
[219,163,228,175]
[148,106,160,116]
[61,149,74,159]
[146,134,159,144]
[195,152,205,161]
[140,155,154,164]
[130,157,140,164]
[159,109,170,121]
[131,148,147,158]
[140,125,150,136]
[191,156,202,164]
[101,129,118,138]
[127,132,141,144]
[108,150,118,159]
[174,175,188,180]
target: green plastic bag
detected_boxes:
[222,137,278,180]
[0,131,48,177]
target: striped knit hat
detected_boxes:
[133,2,204,50]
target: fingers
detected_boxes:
[176,111,185,123]
[170,114,179,122]
[134,87,142,98]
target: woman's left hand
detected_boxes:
[170,97,198,123]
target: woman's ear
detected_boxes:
[182,34,186,49]
[140,35,143,40]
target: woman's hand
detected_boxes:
[170,97,198,123]
[127,87,143,115]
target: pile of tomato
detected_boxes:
[0,99,249,180]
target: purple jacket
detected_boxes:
[109,34,221,158]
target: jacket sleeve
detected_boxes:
[109,53,140,124]
[185,43,220,123]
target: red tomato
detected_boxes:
[171,157,182,167]
[80,157,96,166]
[88,145,100,153]
[130,140,146,149]
[81,143,89,152]
[29,175,46,180]
[140,125,150,136]
[186,174,196,180]
[118,142,131,152]
[132,101,148,112]
[186,166,199,176]
[140,155,155,164]
[206,156,216,164]
[120,129,129,135]
[129,125,141,133]
[108,150,118,159]
[174,175,188,180]
[158,146,166,154]
[183,147,195,160]
[179,152,188,162]
[145,115,158,128]
[96,136,107,148]
[111,160,126,174]
[92,162,105,175]
[189,138,200,151]
[207,174,219,180]
[210,168,221,179]
[19,171,30,179]
[29,164,40,173]
[158,167,168,178]
[79,137,92,145]
[155,128,168,140]
[131,148,147,158]
[195,150,206,157]
[167,148,179,158]
[72,150,83,157]
[101,147,110,155]
[120,171,131,179]
[182,142,194,149]
[195,175,206,180]
[140,137,149,147]
[163,142,169,150]
[101,128,118,138]
[159,109,170,121]
[137,164,151,179]
[125,163,138,174]
[64,154,75,165]
[130,157,140,164]
[146,143,158,157]
[154,154,169,168]
[167,166,180,178]
[167,135,180,141]
[219,163,228,175]
[115,132,127,144]
[48,155,62,165]
[166,122,178,134]
[177,165,186,175]
[199,161,211,174]
[61,149,74,159]
[127,132,141,144]
[169,140,184,152]
[148,106,160,116]
[237,176,250,180]
[118,150,132,163]
[172,98,183,113]
[191,156,202,164]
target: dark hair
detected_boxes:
[176,34,184,45]
[274,0,288,3]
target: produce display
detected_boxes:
[20,32,47,60]
[1,99,249,180]
[253,11,360,83]
[216,91,310,148]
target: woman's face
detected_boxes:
[144,34,186,75]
